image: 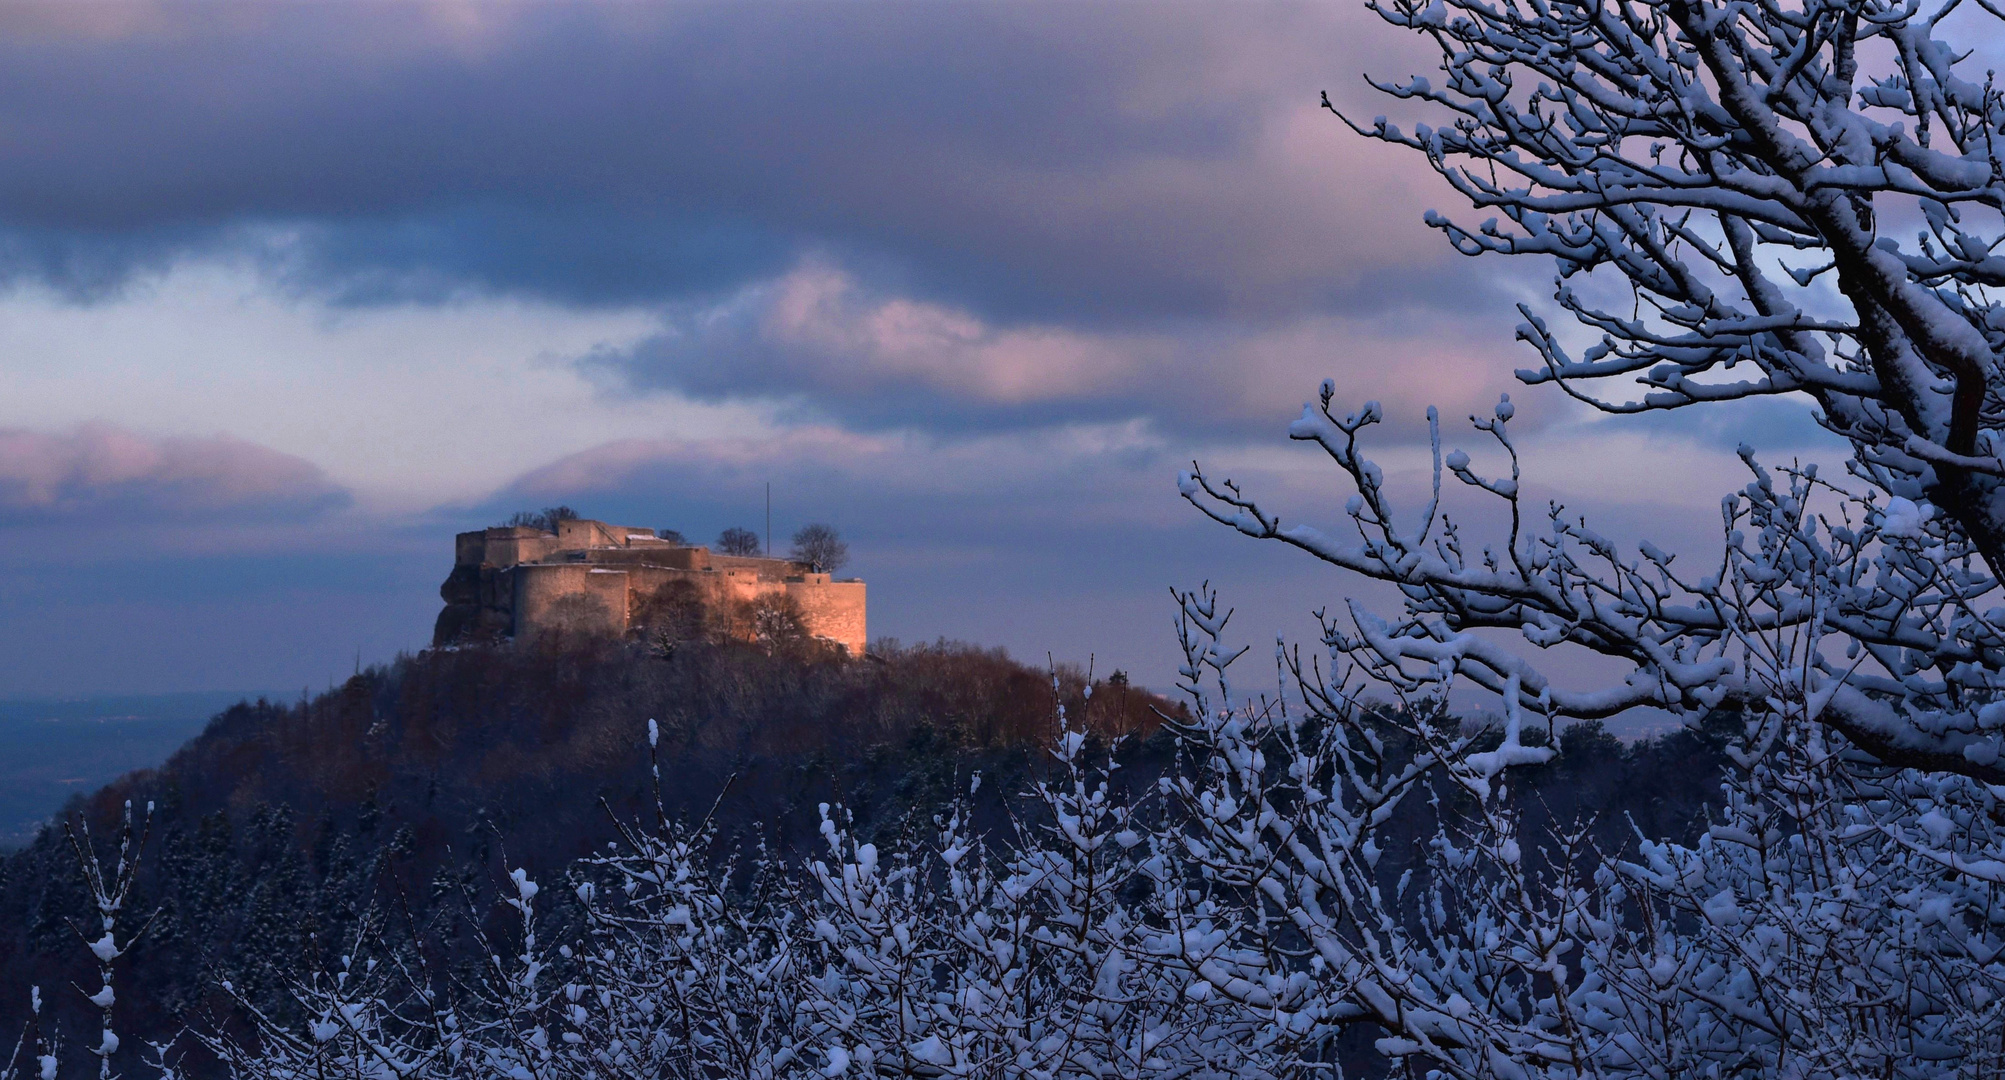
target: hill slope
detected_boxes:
[0,637,1172,1071]
[0,637,1736,1077]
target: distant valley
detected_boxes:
[0,693,266,848]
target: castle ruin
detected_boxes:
[433,518,866,654]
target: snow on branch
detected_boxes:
[1327,0,2005,576]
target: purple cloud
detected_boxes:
[0,424,348,523]
[584,259,1530,440]
[0,2,1479,323]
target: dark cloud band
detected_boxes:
[0,1,1460,325]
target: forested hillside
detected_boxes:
[0,637,1174,1073]
[0,634,1738,1077]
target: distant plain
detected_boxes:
[0,693,262,848]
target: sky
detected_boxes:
[0,1,1846,715]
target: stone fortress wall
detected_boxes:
[434,517,866,654]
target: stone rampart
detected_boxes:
[514,564,629,640]
[787,577,867,653]
[433,519,866,654]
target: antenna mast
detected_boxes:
[766,482,772,556]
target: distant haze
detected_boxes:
[0,692,264,848]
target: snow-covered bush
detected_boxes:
[204,700,1288,1079]
[12,803,168,1080]
[1165,561,2005,1076]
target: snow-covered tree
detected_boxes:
[1187,0,2005,772]
[1169,0,2005,1072]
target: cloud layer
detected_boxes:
[0,1,1531,453]
[0,424,347,523]
[586,260,1524,438]
[0,1,1462,321]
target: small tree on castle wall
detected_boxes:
[502,506,578,533]
[715,527,761,556]
[789,524,848,575]
[740,593,809,648]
